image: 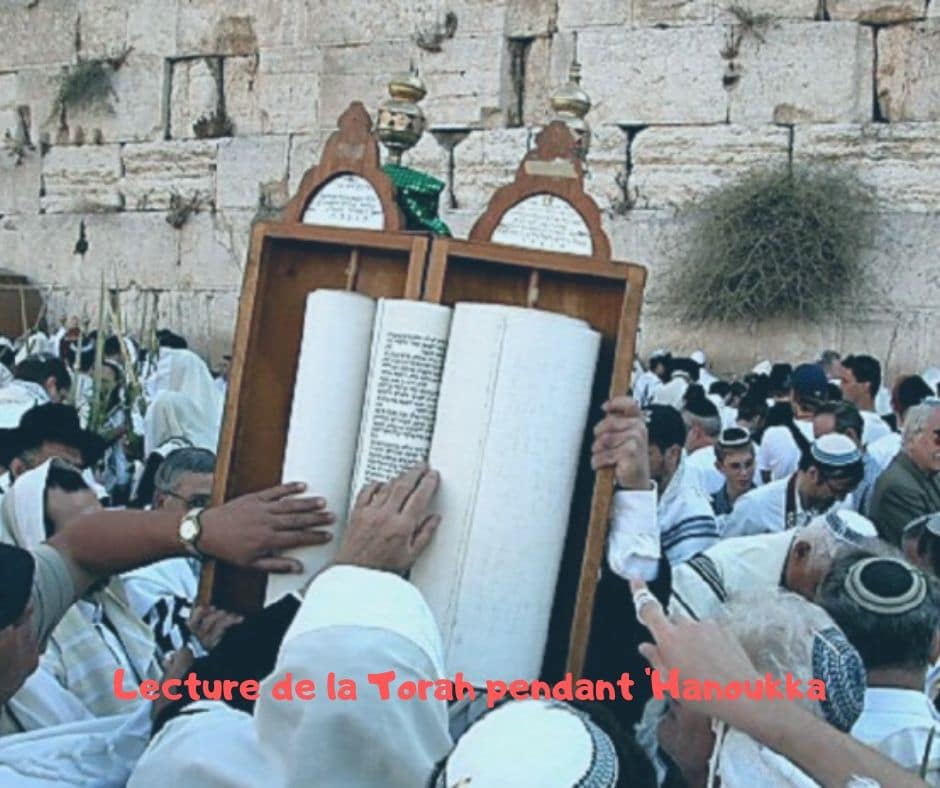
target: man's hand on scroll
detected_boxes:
[199,482,336,574]
[334,464,441,576]
[591,396,651,490]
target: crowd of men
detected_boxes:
[1,321,940,786]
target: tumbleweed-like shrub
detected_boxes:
[663,166,875,324]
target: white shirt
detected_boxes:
[868,431,902,470]
[861,410,892,447]
[721,473,816,538]
[852,687,940,786]
[685,445,725,495]
[756,421,814,481]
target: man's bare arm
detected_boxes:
[49,482,335,597]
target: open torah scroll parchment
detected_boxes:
[271,291,600,682]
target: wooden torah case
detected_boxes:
[200,105,647,682]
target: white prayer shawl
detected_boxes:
[143,390,217,456]
[0,380,49,428]
[721,473,817,538]
[0,461,159,721]
[0,702,150,786]
[669,530,795,621]
[129,566,453,788]
[657,457,720,566]
[632,370,662,407]
[868,431,901,471]
[709,725,819,787]
[652,377,688,410]
[0,364,12,388]
[146,349,223,440]
[852,688,940,786]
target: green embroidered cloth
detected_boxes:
[383,163,452,236]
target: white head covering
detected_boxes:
[922,367,940,393]
[0,459,52,547]
[437,700,619,787]
[143,390,218,456]
[752,360,772,376]
[153,349,222,448]
[691,350,707,366]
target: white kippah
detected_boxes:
[440,700,619,788]
[810,433,862,467]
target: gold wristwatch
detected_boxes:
[178,508,205,557]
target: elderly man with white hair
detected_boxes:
[869,400,940,547]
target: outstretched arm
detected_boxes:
[50,482,334,600]
[632,579,928,788]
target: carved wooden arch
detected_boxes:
[283,101,404,230]
[468,121,612,260]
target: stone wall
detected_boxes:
[1,0,939,377]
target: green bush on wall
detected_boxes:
[664,166,875,324]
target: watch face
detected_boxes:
[180,518,199,541]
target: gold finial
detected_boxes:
[549,33,592,156]
[376,63,427,165]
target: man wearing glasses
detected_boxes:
[869,400,940,547]
[124,448,240,658]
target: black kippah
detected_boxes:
[0,544,36,629]
[844,557,926,615]
[683,386,718,419]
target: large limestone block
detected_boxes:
[630,125,790,209]
[877,22,940,122]
[714,0,819,20]
[0,154,41,215]
[519,36,554,128]
[452,127,531,210]
[76,213,180,289]
[76,0,129,59]
[169,58,223,140]
[0,0,77,70]
[303,0,507,46]
[416,34,506,127]
[216,135,289,209]
[175,2,259,56]
[287,132,324,197]
[827,0,926,22]
[319,40,408,130]
[405,132,451,187]
[121,140,219,211]
[64,53,166,143]
[127,0,178,56]
[729,22,874,124]
[632,0,712,26]
[557,0,628,29]
[178,210,254,289]
[554,27,728,125]
[584,125,628,214]
[225,48,321,135]
[506,0,558,36]
[14,68,60,150]
[793,123,940,212]
[859,212,940,312]
[41,145,123,213]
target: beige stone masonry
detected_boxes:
[41,144,123,213]
[877,22,940,122]
[121,140,219,212]
[630,125,790,209]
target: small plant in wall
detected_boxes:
[662,166,875,324]
[50,48,132,127]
